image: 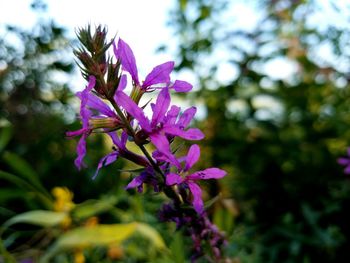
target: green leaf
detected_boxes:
[169,231,186,263]
[2,210,68,229]
[40,222,166,262]
[0,170,52,208]
[40,223,137,262]
[0,238,16,263]
[135,223,166,250]
[2,151,47,195]
[72,196,118,219]
[0,189,25,202]
[0,121,12,152]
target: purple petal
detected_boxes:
[164,105,180,125]
[125,175,144,193]
[151,88,170,126]
[172,80,193,92]
[120,130,128,146]
[347,147,350,157]
[345,165,350,174]
[108,131,127,150]
[162,126,204,141]
[188,182,204,214]
[80,76,96,128]
[72,76,96,170]
[77,92,115,117]
[185,144,200,171]
[92,151,119,179]
[74,133,88,170]
[166,172,183,185]
[115,39,140,85]
[189,168,227,180]
[142,61,174,88]
[338,157,350,165]
[152,150,168,163]
[150,133,181,169]
[177,107,197,128]
[115,91,151,132]
[119,74,127,91]
[66,128,87,138]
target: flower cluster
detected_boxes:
[68,26,227,261]
[338,147,350,174]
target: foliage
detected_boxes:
[168,0,350,262]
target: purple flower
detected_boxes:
[166,144,227,214]
[125,167,159,193]
[115,87,204,166]
[92,131,127,179]
[338,147,350,174]
[66,76,96,169]
[114,38,192,92]
[66,75,126,170]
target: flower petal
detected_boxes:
[120,130,128,146]
[185,144,200,171]
[162,126,204,141]
[92,151,119,179]
[151,88,170,126]
[108,131,127,150]
[338,157,350,165]
[74,133,88,170]
[164,105,180,125]
[177,106,197,128]
[150,133,181,169]
[72,76,96,170]
[166,172,183,185]
[77,92,115,117]
[115,39,140,85]
[80,76,96,128]
[119,74,127,91]
[66,128,88,138]
[188,182,204,214]
[142,61,174,88]
[189,168,227,180]
[115,91,151,132]
[172,80,193,92]
[125,175,144,192]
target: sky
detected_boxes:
[0,0,176,84]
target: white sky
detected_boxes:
[0,0,175,83]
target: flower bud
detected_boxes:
[89,117,123,131]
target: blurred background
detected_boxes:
[1,0,350,262]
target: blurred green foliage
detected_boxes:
[168,0,350,262]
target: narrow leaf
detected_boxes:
[3,210,68,229]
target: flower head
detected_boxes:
[114,38,192,92]
[166,144,226,214]
[115,87,204,166]
[66,75,126,170]
[125,167,159,193]
[338,147,350,174]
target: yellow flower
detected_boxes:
[52,187,75,212]
[74,248,85,263]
